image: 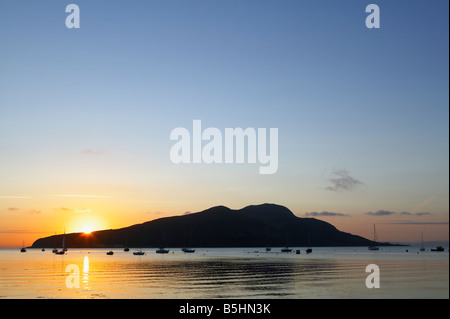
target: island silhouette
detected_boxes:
[31,204,390,248]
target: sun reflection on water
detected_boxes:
[82,255,89,290]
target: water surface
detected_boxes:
[0,247,447,299]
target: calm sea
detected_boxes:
[0,246,447,299]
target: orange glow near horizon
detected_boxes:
[0,198,448,248]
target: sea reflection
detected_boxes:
[82,255,89,290]
[0,248,447,299]
[123,257,344,298]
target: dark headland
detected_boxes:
[31,204,392,248]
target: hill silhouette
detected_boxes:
[31,204,387,248]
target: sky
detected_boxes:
[0,0,448,247]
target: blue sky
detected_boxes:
[0,0,448,245]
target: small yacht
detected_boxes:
[106,251,114,255]
[133,249,145,255]
[156,248,169,254]
[431,246,445,252]
[281,247,292,253]
[181,247,195,253]
[419,232,425,251]
[20,241,26,252]
[368,224,380,251]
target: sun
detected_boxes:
[82,226,94,235]
[81,223,99,234]
[70,214,106,235]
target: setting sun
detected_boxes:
[69,214,107,235]
[83,227,93,235]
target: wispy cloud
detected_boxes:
[367,210,432,217]
[58,207,91,214]
[304,211,349,217]
[81,149,106,156]
[326,169,364,192]
[400,211,431,216]
[8,207,19,212]
[366,210,396,216]
[0,229,45,234]
[0,196,32,199]
[53,195,111,198]
[384,221,448,225]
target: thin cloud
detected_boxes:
[53,195,111,198]
[326,169,364,192]
[386,221,448,225]
[367,210,432,217]
[366,210,396,216]
[400,211,431,216]
[58,207,91,214]
[8,207,19,212]
[304,211,349,217]
[416,212,432,216]
[0,196,32,199]
[0,230,44,234]
[81,149,106,156]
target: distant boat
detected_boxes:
[106,251,114,255]
[133,249,145,255]
[306,233,312,254]
[420,232,425,252]
[52,231,58,253]
[281,231,292,252]
[20,241,26,252]
[368,224,380,251]
[265,247,271,252]
[431,246,445,252]
[54,230,67,254]
[124,248,129,252]
[156,248,169,254]
[42,248,45,252]
[182,232,195,253]
[62,229,68,252]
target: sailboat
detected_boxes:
[20,241,26,253]
[133,249,145,255]
[156,247,170,254]
[306,232,313,254]
[420,232,425,251]
[54,230,67,255]
[156,231,170,254]
[368,224,380,251]
[181,232,195,253]
[281,231,292,252]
